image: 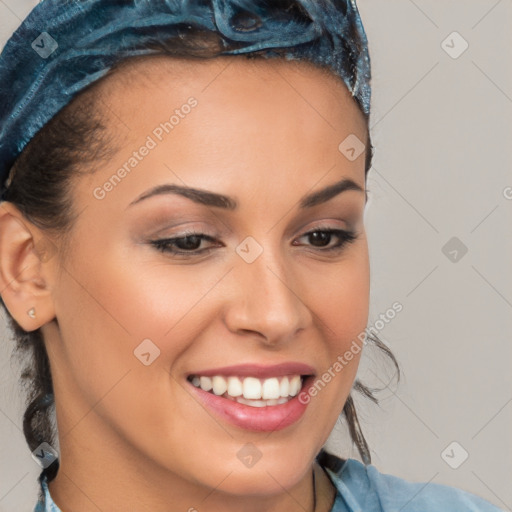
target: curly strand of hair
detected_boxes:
[3,312,59,481]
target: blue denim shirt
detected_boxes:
[34,458,504,511]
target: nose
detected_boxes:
[223,243,313,347]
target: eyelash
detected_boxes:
[149,227,358,257]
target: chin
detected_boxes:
[226,448,313,495]
[219,466,306,497]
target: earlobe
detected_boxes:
[0,201,56,332]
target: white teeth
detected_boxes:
[261,377,280,400]
[227,376,243,397]
[190,374,306,403]
[212,376,227,395]
[237,397,267,407]
[289,375,301,396]
[199,376,212,392]
[279,377,289,397]
[243,377,261,399]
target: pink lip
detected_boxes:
[186,362,316,378]
[187,375,315,432]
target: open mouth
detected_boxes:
[186,374,311,408]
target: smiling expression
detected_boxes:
[40,55,370,501]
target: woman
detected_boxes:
[0,1,503,511]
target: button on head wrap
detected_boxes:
[0,0,371,197]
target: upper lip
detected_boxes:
[187,362,316,379]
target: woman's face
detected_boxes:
[42,56,369,499]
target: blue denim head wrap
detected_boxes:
[0,0,371,197]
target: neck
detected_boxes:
[48,424,335,512]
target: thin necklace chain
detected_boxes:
[312,466,317,512]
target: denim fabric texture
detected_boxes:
[34,457,505,511]
[0,0,371,195]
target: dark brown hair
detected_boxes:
[0,27,399,484]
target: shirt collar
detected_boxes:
[35,475,61,512]
[36,460,363,512]
[324,462,365,512]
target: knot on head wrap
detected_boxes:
[0,0,371,195]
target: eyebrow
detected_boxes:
[127,177,364,210]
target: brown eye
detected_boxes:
[172,234,203,251]
[294,228,358,252]
[150,232,220,256]
[308,231,333,247]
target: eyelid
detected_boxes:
[297,218,353,236]
[156,220,349,241]
[151,222,220,239]
[149,224,358,259]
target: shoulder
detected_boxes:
[324,457,504,512]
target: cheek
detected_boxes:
[56,231,370,396]
[50,245,224,462]
[305,238,370,347]
[52,233,237,394]
[300,240,369,409]
[50,228,370,480]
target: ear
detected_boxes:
[0,201,57,332]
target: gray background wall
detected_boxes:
[0,1,511,510]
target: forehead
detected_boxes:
[98,53,366,130]
[73,53,367,217]
[92,54,368,173]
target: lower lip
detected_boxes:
[188,376,314,432]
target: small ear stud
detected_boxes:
[27,307,36,319]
